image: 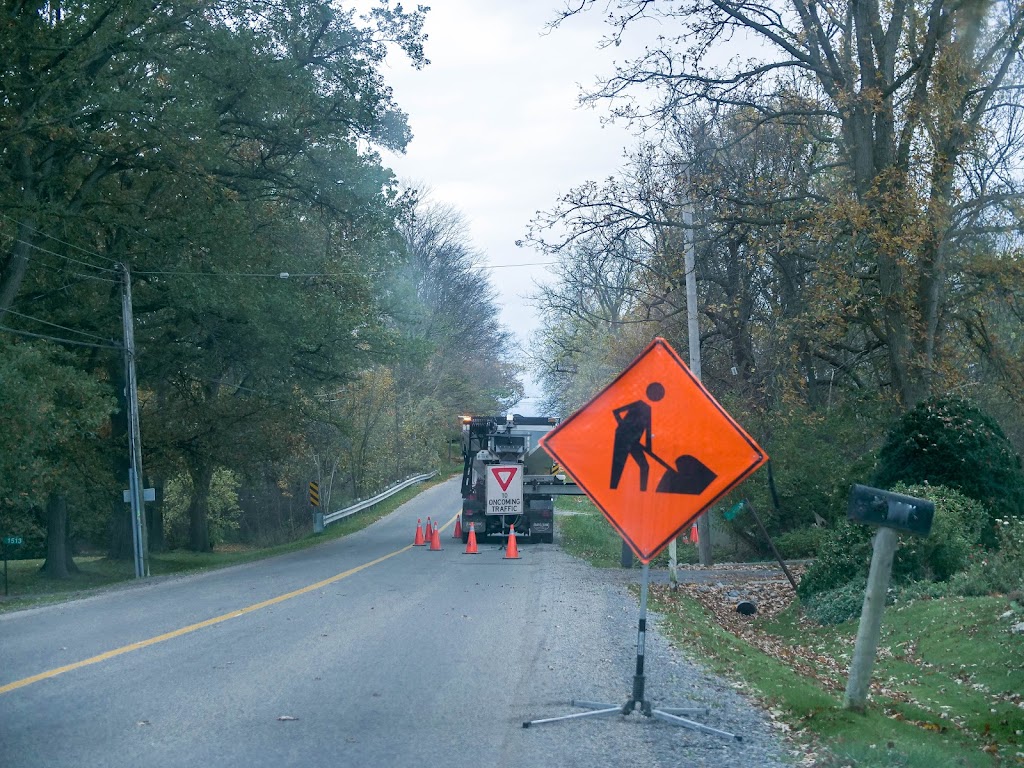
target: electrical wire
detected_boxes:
[0,212,121,265]
[11,238,118,274]
[134,261,557,278]
[472,261,556,269]
[136,270,333,278]
[3,308,117,343]
[0,324,123,350]
[2,219,555,280]
[17,257,121,285]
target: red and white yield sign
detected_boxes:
[540,337,768,563]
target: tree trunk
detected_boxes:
[39,493,78,578]
[0,216,36,315]
[187,463,215,552]
[0,146,38,315]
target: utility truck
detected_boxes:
[459,414,582,544]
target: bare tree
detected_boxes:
[555,0,1024,408]
[528,229,650,413]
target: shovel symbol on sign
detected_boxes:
[610,381,717,495]
[645,448,717,495]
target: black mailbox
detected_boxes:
[847,484,935,537]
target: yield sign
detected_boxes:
[540,337,768,563]
[491,466,518,492]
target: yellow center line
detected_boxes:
[0,532,439,696]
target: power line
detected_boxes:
[134,261,558,279]
[471,261,556,270]
[10,237,118,274]
[3,308,117,343]
[15,255,120,284]
[0,212,120,265]
[0,324,123,350]
[135,270,334,278]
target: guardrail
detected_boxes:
[322,471,438,527]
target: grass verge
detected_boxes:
[557,500,1024,767]
[0,473,451,614]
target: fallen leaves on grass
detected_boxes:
[652,566,908,702]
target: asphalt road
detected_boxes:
[0,477,790,767]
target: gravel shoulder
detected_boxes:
[503,545,797,767]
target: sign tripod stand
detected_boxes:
[522,563,740,741]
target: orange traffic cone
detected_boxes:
[464,525,479,555]
[413,519,425,546]
[453,516,463,539]
[689,523,699,544]
[504,524,520,560]
[429,522,442,551]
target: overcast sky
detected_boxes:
[377,1,653,409]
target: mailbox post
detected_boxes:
[843,485,934,712]
[3,535,23,596]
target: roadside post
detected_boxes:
[310,481,324,533]
[620,540,633,569]
[523,337,768,738]
[843,485,934,712]
[3,535,23,596]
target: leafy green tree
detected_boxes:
[0,339,115,576]
[2,0,428,553]
[162,469,243,550]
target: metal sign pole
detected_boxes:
[627,563,651,714]
[523,562,740,740]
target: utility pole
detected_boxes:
[667,180,711,583]
[683,190,712,567]
[119,263,149,578]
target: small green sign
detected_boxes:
[3,536,23,546]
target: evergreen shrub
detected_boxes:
[774,526,828,559]
[802,578,870,625]
[872,395,1024,539]
[797,483,984,601]
[948,517,1024,596]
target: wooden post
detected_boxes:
[682,187,713,566]
[620,540,634,569]
[843,526,899,712]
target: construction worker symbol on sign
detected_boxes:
[610,381,717,495]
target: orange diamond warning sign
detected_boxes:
[540,337,768,563]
